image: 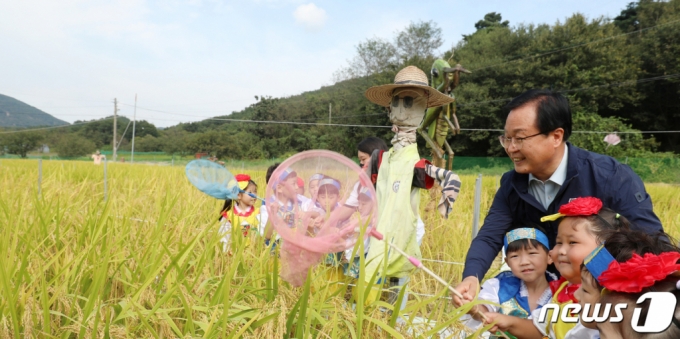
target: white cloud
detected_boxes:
[293,3,327,30]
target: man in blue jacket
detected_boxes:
[452,89,663,307]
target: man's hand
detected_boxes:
[452,276,479,307]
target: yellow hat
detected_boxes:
[235,174,251,190]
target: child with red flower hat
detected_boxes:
[576,227,680,338]
[484,197,619,339]
[218,174,261,254]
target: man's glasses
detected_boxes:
[498,132,543,150]
[392,95,414,108]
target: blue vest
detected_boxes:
[496,271,557,318]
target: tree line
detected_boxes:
[1,0,678,161]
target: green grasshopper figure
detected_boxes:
[417,59,470,169]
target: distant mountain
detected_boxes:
[0,94,69,127]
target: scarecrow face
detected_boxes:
[389,87,427,128]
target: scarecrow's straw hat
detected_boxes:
[364,66,455,108]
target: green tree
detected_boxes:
[54,134,96,158]
[122,120,159,140]
[395,20,443,60]
[474,12,510,30]
[133,135,162,152]
[614,2,639,32]
[160,129,190,156]
[452,13,644,155]
[186,130,225,156]
[612,0,680,153]
[0,131,44,158]
[569,111,659,157]
[333,37,398,82]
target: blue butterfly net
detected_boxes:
[185,160,240,199]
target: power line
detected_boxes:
[118,105,389,128]
[118,103,232,115]
[131,110,680,134]
[4,113,676,135]
[5,72,676,135]
[129,73,680,126]
[125,70,680,133]
[469,18,680,72]
[291,112,386,122]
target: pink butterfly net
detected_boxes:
[265,150,378,286]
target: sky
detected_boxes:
[0,0,632,128]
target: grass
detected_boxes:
[0,159,678,338]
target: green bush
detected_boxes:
[55,134,96,158]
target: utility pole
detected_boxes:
[113,98,118,162]
[328,103,332,124]
[131,94,137,163]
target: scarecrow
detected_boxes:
[362,66,462,303]
[91,150,105,165]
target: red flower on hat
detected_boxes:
[559,197,603,216]
[235,174,251,182]
[541,197,603,222]
[599,252,680,293]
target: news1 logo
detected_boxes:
[537,292,678,333]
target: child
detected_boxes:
[597,265,680,338]
[575,227,680,336]
[218,174,260,254]
[346,186,382,303]
[484,197,616,339]
[267,168,317,227]
[318,177,345,292]
[308,173,324,202]
[337,184,375,270]
[316,177,342,213]
[267,167,329,286]
[261,164,314,243]
[466,226,557,338]
[356,186,374,218]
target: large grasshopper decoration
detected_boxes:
[417,59,470,169]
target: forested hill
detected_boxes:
[163,73,397,159]
[0,94,69,127]
[162,0,680,159]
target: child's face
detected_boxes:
[277,175,298,200]
[505,243,552,284]
[595,298,636,339]
[550,218,599,283]
[575,270,602,329]
[358,150,370,169]
[308,180,319,200]
[317,192,339,212]
[357,199,373,216]
[238,183,257,207]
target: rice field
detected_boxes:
[1,159,678,338]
